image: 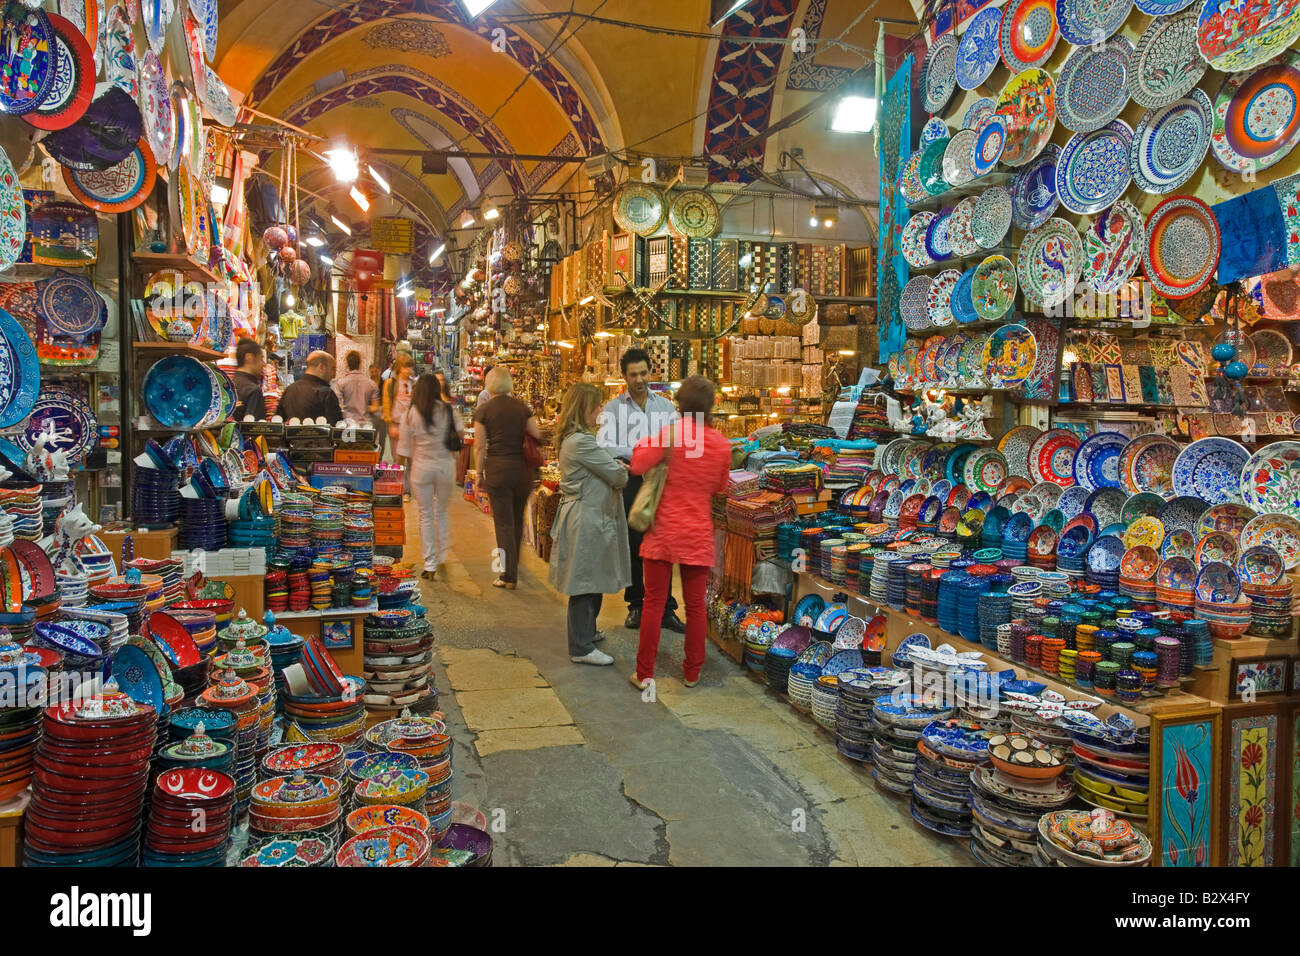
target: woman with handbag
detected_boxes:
[548,383,630,666]
[629,376,731,688]
[384,352,416,494]
[398,375,464,581]
[473,366,541,590]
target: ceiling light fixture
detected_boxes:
[830,77,877,133]
[349,186,370,212]
[710,0,753,27]
[579,295,595,305]
[459,211,476,229]
[324,145,359,183]
[428,243,446,265]
[458,0,500,17]
[319,255,334,265]
[305,236,325,248]
[367,164,391,194]
[483,206,499,221]
[396,287,413,299]
[330,215,352,236]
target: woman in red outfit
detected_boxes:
[628,376,731,688]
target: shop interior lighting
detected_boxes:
[349,186,370,212]
[325,145,359,183]
[459,211,476,229]
[330,215,352,235]
[305,236,325,247]
[483,206,500,221]
[367,164,391,194]
[830,78,877,133]
[459,0,500,16]
[580,295,596,305]
[428,243,446,265]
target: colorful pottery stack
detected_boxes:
[165,606,218,659]
[171,596,236,638]
[911,718,992,838]
[969,762,1074,867]
[264,567,289,613]
[352,763,431,815]
[346,803,429,838]
[25,685,157,867]
[369,713,453,836]
[238,831,336,867]
[125,557,185,604]
[264,616,306,710]
[156,721,235,774]
[261,742,346,783]
[199,669,262,822]
[0,487,44,542]
[1038,808,1151,867]
[1242,580,1293,638]
[248,770,344,845]
[0,635,45,802]
[336,824,431,867]
[143,768,236,867]
[363,599,436,713]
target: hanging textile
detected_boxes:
[877,47,913,367]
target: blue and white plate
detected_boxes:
[962,96,996,130]
[956,5,1003,91]
[1056,484,1092,521]
[951,267,979,324]
[112,644,165,710]
[1057,38,1133,134]
[15,386,96,463]
[1171,437,1249,504]
[1056,0,1133,46]
[0,305,38,429]
[1072,431,1127,491]
[919,116,949,146]
[969,113,1007,178]
[1011,143,1060,229]
[1055,120,1133,215]
[1128,90,1211,195]
[1135,0,1196,14]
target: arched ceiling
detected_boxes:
[217,0,910,245]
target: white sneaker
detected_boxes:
[571,649,614,666]
[592,630,607,643]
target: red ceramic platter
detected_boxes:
[61,136,157,214]
[22,14,94,131]
[1143,195,1221,299]
[146,610,201,668]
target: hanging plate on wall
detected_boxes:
[0,6,55,117]
[1056,0,1132,46]
[15,385,96,462]
[612,183,666,236]
[0,146,24,273]
[962,97,996,130]
[956,5,1002,91]
[62,136,156,213]
[1129,11,1206,110]
[1143,195,1221,299]
[1056,38,1133,135]
[1210,49,1300,174]
[968,114,1007,178]
[30,201,97,265]
[22,14,94,132]
[0,306,38,429]
[198,64,236,127]
[1017,217,1084,308]
[1130,90,1212,194]
[1055,120,1134,215]
[921,32,959,114]
[143,0,172,55]
[999,0,1059,72]
[169,81,188,173]
[103,2,136,98]
[1196,0,1300,74]
[667,190,719,239]
[1010,143,1060,230]
[41,85,143,170]
[1082,200,1145,294]
[995,68,1057,167]
[137,50,174,169]
[37,271,104,338]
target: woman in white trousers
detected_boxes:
[398,374,464,580]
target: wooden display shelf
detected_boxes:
[131,251,220,284]
[1187,633,1300,704]
[902,173,1015,212]
[98,527,179,566]
[131,341,226,361]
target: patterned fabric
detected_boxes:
[877,53,913,366]
[1273,173,1300,267]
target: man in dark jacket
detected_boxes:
[279,350,343,423]
[232,338,267,421]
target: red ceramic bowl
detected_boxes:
[147,612,202,669]
[34,764,150,793]
[146,816,232,843]
[249,806,341,833]
[154,768,236,802]
[147,802,235,830]
[25,816,141,849]
[145,826,230,855]
[34,777,149,806]
[35,752,151,779]
[32,786,144,816]
[38,740,156,766]
[28,800,142,827]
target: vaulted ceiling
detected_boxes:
[217,0,915,249]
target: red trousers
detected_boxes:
[637,559,709,682]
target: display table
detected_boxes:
[272,605,372,677]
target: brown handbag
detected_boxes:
[523,433,545,469]
[627,426,674,533]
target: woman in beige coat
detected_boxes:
[548,383,631,666]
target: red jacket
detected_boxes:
[630,417,731,567]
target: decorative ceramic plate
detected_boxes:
[199,64,236,128]
[947,196,980,257]
[1172,436,1250,503]
[143,0,172,55]
[1074,431,1127,491]
[999,425,1043,479]
[611,183,667,236]
[0,305,38,429]
[1011,144,1060,230]
[175,157,196,255]
[983,323,1037,389]
[1143,195,1220,299]
[0,6,55,116]
[196,0,218,60]
[0,147,23,273]
[995,68,1057,167]
[1196,0,1300,74]
[1057,0,1132,46]
[1017,217,1084,308]
[902,212,937,269]
[142,354,216,428]
[1137,0,1197,14]
[104,2,137,98]
[16,386,95,462]
[136,50,173,170]
[23,13,94,131]
[1240,513,1300,570]
[1130,90,1213,194]
[1210,50,1300,174]
[1130,11,1206,109]
[1000,0,1059,71]
[1082,200,1145,294]
[41,85,142,169]
[927,269,962,327]
[38,271,102,337]
[922,33,959,114]
[1057,39,1133,135]
[899,150,929,205]
[1055,121,1134,215]
[919,136,952,195]
[1195,502,1256,539]
[957,5,1003,90]
[1238,544,1285,583]
[668,189,719,239]
[1240,441,1300,518]
[951,267,980,324]
[63,137,156,213]
[963,97,996,130]
[965,447,1009,492]
[969,113,1007,178]
[972,254,1016,320]
[1029,428,1083,486]
[1250,328,1292,375]
[942,129,977,187]
[924,208,954,261]
[972,186,1012,248]
[919,117,949,147]
[901,276,935,331]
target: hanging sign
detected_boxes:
[371,217,414,255]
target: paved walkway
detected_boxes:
[407,495,969,866]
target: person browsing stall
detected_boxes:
[278,350,343,423]
[232,338,267,421]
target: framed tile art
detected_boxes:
[1105,364,1126,403]
[1219,702,1283,867]
[1149,707,1221,867]
[1009,318,1064,405]
[322,618,354,650]
[1230,656,1291,700]
[1284,701,1300,867]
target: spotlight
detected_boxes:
[349,186,370,212]
[305,236,325,248]
[428,243,446,265]
[330,215,352,236]
[367,164,391,194]
[483,206,500,221]
[324,145,358,183]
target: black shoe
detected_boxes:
[662,610,685,633]
[624,608,641,629]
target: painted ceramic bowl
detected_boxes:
[346,804,430,837]
[335,824,430,867]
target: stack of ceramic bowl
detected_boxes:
[86,592,147,637]
[199,670,263,822]
[348,751,421,804]
[32,619,106,675]
[1064,711,1151,820]
[281,675,368,746]
[353,766,431,817]
[872,694,954,797]
[787,641,832,712]
[178,494,228,552]
[1244,580,1293,637]
[0,486,44,541]
[742,623,776,673]
[1036,809,1152,867]
[56,573,87,607]
[336,824,431,867]
[911,718,993,838]
[156,722,235,774]
[131,463,180,528]
[261,742,346,783]
[835,667,905,761]
[74,536,116,584]
[165,606,218,659]
[264,622,305,710]
[0,636,43,800]
[346,803,429,840]
[63,605,129,654]
[363,607,436,714]
[238,831,336,866]
[248,771,344,845]
[1193,597,1252,639]
[809,675,839,731]
[25,685,157,867]
[968,763,1074,867]
[168,707,238,761]
[433,823,493,867]
[143,768,236,866]
[125,557,185,604]
[365,713,453,831]
[229,513,277,549]
[1155,556,1196,613]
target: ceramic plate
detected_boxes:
[947,196,980,257]
[0,148,23,273]
[612,183,665,235]
[0,306,38,429]
[957,5,1002,90]
[899,150,929,205]
[1056,0,1132,46]
[927,269,961,327]
[41,85,142,170]
[972,186,1012,248]
[983,324,1036,389]
[1055,120,1133,215]
[199,64,236,128]
[995,68,1057,167]
[943,129,977,187]
[1240,512,1300,570]
[143,0,172,55]
[103,2,137,98]
[1172,436,1250,503]
[63,138,156,213]
[1000,0,1059,72]
[920,117,950,146]
[924,209,954,261]
[0,6,55,116]
[902,212,937,269]
[921,33,959,114]
[969,113,1007,178]
[1240,441,1300,519]
[1029,428,1082,486]
[965,447,1009,492]
[1010,144,1060,230]
[1130,90,1213,194]
[142,353,216,428]
[1196,0,1300,74]
[1143,195,1220,299]
[901,276,935,331]
[37,271,103,337]
[1210,50,1300,174]
[999,425,1043,479]
[15,386,95,462]
[1017,217,1084,308]
[667,190,719,240]
[1137,0,1197,13]
[951,267,980,324]
[1082,200,1145,294]
[23,13,94,132]
[963,97,996,130]
[1057,39,1133,136]
[1129,11,1206,109]
[1074,432,1127,491]
[1195,501,1256,539]
[919,136,952,196]
[972,255,1016,320]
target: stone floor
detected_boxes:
[403,495,970,867]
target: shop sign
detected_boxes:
[371,218,414,255]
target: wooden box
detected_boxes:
[100,527,178,567]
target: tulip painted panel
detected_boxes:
[1150,709,1221,867]
[1221,707,1279,867]
[1291,709,1300,867]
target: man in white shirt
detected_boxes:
[598,348,684,633]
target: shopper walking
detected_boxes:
[368,364,387,458]
[548,383,630,666]
[232,338,267,421]
[334,350,380,423]
[473,366,541,590]
[383,352,416,493]
[599,348,684,634]
[278,350,343,423]
[398,375,464,581]
[629,376,731,689]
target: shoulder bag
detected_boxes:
[443,404,463,453]
[627,425,675,533]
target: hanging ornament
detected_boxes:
[289,259,311,285]
[263,224,288,249]
[278,245,298,263]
